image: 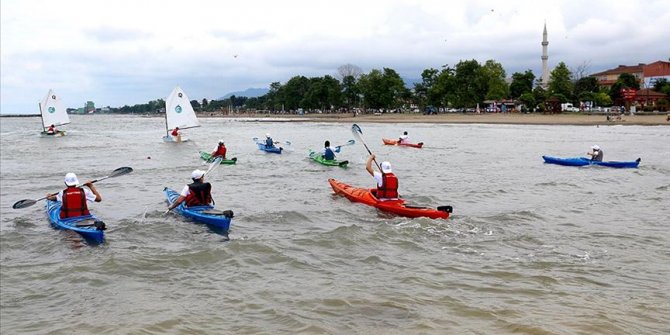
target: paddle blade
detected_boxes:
[109,167,133,178]
[346,139,356,145]
[352,124,362,136]
[12,199,37,209]
[338,160,349,167]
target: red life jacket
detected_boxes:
[60,186,90,218]
[377,173,398,199]
[185,182,212,207]
[214,145,227,157]
[171,129,179,136]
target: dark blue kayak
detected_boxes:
[255,140,282,154]
[542,156,641,168]
[163,187,233,234]
[46,200,105,244]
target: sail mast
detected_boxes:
[38,102,45,131]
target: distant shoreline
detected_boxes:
[211,112,670,126]
[2,112,668,125]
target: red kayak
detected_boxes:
[382,138,423,148]
[328,178,452,219]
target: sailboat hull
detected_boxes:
[162,135,190,143]
[40,131,66,137]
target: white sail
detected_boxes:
[40,89,70,129]
[165,86,200,132]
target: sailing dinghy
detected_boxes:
[39,89,70,137]
[163,86,200,143]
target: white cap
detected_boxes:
[191,169,205,180]
[266,133,271,137]
[218,139,224,144]
[64,173,79,186]
[592,145,600,150]
[381,161,392,173]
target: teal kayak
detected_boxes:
[163,187,233,234]
[308,150,348,167]
[199,151,237,164]
[46,200,106,244]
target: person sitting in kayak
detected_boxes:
[46,124,57,135]
[322,140,341,160]
[366,154,399,200]
[587,145,603,161]
[398,131,409,144]
[265,133,277,148]
[171,127,182,142]
[211,140,227,159]
[167,169,212,210]
[46,172,102,219]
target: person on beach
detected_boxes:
[46,173,102,219]
[322,140,340,160]
[46,124,57,135]
[366,154,398,200]
[587,145,604,161]
[167,170,212,210]
[171,127,182,142]
[398,131,409,144]
[211,140,227,159]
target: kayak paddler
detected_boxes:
[398,131,409,144]
[167,169,213,210]
[587,145,603,161]
[46,172,102,219]
[265,133,278,148]
[365,154,399,200]
[322,140,340,160]
[211,140,227,159]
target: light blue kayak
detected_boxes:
[163,187,233,234]
[254,140,282,154]
[46,200,105,244]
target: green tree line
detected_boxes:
[108,60,670,114]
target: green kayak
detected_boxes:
[199,151,237,165]
[308,150,348,167]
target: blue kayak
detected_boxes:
[163,187,233,233]
[542,156,641,168]
[254,140,282,154]
[46,200,105,244]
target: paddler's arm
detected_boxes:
[366,154,376,176]
[84,181,102,202]
[167,195,186,211]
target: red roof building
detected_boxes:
[590,63,645,88]
[642,60,670,88]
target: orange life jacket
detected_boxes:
[185,182,212,207]
[60,186,90,218]
[377,173,398,199]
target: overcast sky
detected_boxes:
[1,0,669,114]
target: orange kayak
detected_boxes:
[328,178,452,219]
[382,138,423,148]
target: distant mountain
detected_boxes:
[219,88,269,99]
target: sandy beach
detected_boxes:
[209,112,670,126]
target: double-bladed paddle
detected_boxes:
[351,124,381,170]
[12,166,134,209]
[334,139,356,151]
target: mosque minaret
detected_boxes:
[541,22,549,89]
